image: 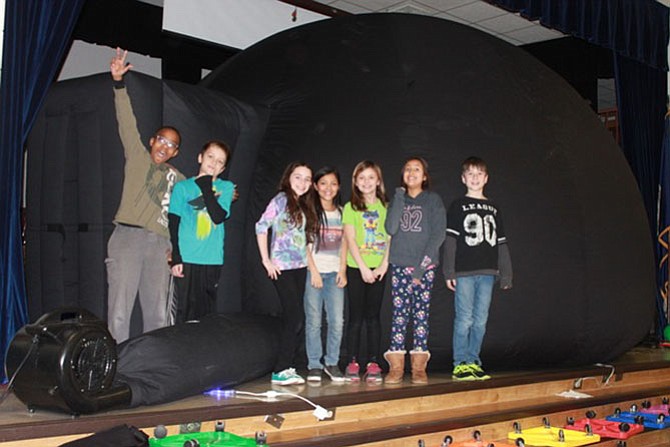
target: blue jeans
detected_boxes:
[304,271,345,370]
[452,275,495,367]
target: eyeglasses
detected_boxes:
[154,135,179,150]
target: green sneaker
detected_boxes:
[452,362,477,381]
[271,368,305,385]
[468,363,491,381]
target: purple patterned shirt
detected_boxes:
[255,192,307,270]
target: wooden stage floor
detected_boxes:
[1,344,670,446]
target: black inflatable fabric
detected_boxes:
[25,72,269,320]
[115,314,280,407]
[25,73,162,319]
[58,425,149,447]
[25,13,655,380]
[201,13,656,370]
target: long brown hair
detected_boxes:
[307,166,342,252]
[350,160,387,212]
[278,162,315,237]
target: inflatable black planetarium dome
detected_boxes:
[200,13,655,370]
[26,13,654,380]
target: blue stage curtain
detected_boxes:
[658,117,670,338]
[614,53,668,338]
[0,0,84,380]
[615,53,667,235]
[487,0,669,70]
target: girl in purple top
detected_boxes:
[256,161,314,385]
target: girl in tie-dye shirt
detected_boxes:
[256,161,314,385]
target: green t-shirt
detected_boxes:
[342,200,388,268]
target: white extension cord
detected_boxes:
[234,390,333,420]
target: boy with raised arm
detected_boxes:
[106,48,184,343]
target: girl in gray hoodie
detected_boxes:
[383,157,446,384]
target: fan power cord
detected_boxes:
[0,335,39,406]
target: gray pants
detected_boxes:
[106,224,171,343]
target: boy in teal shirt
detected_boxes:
[168,140,235,323]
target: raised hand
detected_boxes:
[110,47,133,81]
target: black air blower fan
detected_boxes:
[5,308,131,414]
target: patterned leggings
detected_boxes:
[388,265,435,352]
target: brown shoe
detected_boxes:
[383,350,405,384]
[410,350,430,384]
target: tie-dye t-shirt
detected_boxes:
[255,192,307,270]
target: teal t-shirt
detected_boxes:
[168,177,234,265]
[342,200,388,268]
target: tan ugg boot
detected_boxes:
[383,350,405,384]
[410,350,431,384]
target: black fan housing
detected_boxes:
[5,308,131,414]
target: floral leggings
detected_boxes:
[388,265,435,352]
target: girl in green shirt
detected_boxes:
[342,160,390,383]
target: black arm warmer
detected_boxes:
[498,243,513,289]
[195,175,228,224]
[168,213,182,266]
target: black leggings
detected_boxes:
[272,267,307,372]
[346,266,386,363]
